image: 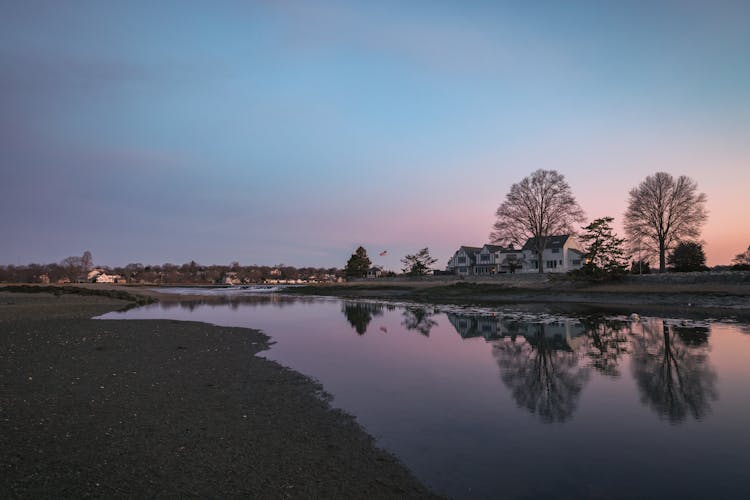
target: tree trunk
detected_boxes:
[659,239,666,273]
[537,250,544,274]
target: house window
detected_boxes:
[480,254,490,262]
[531,260,538,269]
[551,248,560,253]
[559,260,563,265]
[458,256,466,264]
[572,259,581,265]
[546,260,558,268]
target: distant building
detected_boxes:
[446,246,482,277]
[221,271,241,285]
[366,267,383,279]
[447,235,584,275]
[519,235,584,274]
[94,273,126,284]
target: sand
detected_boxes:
[0,292,436,498]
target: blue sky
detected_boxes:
[2,0,748,268]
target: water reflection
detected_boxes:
[631,320,718,423]
[401,307,439,336]
[492,321,590,423]
[444,311,719,424]
[579,317,630,377]
[341,302,384,335]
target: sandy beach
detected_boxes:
[0,291,436,498]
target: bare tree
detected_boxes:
[491,169,585,273]
[624,172,708,273]
[81,250,93,272]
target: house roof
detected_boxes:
[458,246,482,253]
[521,235,570,251]
[480,244,505,253]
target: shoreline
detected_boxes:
[284,275,750,320]
[0,291,437,498]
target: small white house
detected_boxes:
[366,267,383,279]
[446,246,482,276]
[519,235,584,273]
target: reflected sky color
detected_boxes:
[101,295,750,498]
[2,1,749,267]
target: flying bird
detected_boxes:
[379,250,388,256]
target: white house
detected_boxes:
[519,235,584,273]
[366,266,383,279]
[446,246,482,276]
[448,235,584,275]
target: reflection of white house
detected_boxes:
[447,313,587,346]
[447,235,584,275]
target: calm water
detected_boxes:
[100,293,750,499]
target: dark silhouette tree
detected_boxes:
[81,251,93,272]
[344,246,371,278]
[630,320,717,423]
[60,255,84,281]
[630,259,651,275]
[624,172,708,273]
[400,248,437,276]
[492,322,590,422]
[668,241,707,272]
[491,169,585,274]
[578,217,627,275]
[731,245,750,270]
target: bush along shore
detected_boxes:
[0,291,438,498]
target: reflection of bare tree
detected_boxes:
[401,307,438,336]
[579,317,630,377]
[631,320,717,423]
[493,323,589,423]
[341,302,384,335]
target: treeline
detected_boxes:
[0,255,341,284]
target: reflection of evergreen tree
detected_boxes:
[341,302,384,335]
[580,317,630,377]
[493,323,589,423]
[401,307,438,336]
[631,320,717,423]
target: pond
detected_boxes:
[99,293,750,499]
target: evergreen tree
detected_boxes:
[579,217,627,275]
[344,246,371,278]
[401,248,437,276]
[668,241,706,272]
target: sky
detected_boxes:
[1,0,748,269]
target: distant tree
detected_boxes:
[491,169,585,274]
[732,245,750,270]
[578,217,627,275]
[60,255,84,281]
[401,248,437,276]
[624,172,708,273]
[668,241,707,272]
[344,246,371,278]
[81,251,93,272]
[630,259,651,275]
